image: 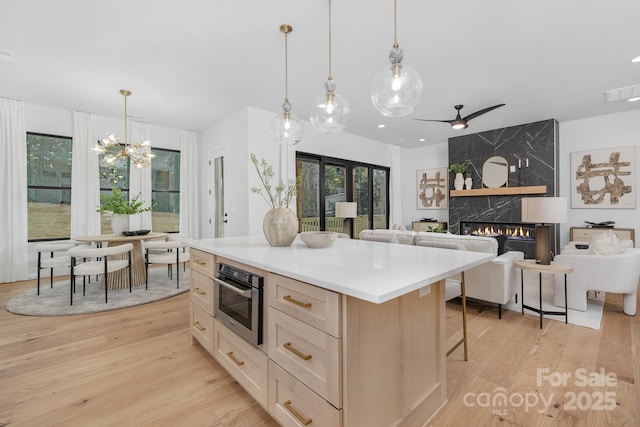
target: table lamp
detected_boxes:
[335,201,357,238]
[521,197,567,265]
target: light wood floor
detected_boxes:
[1,276,637,426]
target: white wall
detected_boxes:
[558,109,640,247]
[399,142,449,229]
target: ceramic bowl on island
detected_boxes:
[299,231,338,248]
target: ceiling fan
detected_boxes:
[414,104,506,130]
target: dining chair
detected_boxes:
[34,241,79,295]
[67,243,133,305]
[142,240,190,289]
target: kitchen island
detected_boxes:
[189,235,493,427]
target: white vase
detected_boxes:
[110,214,130,235]
[465,176,473,190]
[263,208,298,247]
[454,173,464,191]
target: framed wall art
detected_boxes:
[570,145,636,209]
[417,167,448,209]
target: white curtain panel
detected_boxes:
[0,97,28,283]
[179,130,199,238]
[389,144,402,228]
[128,121,152,231]
[71,111,101,237]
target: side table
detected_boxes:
[514,259,573,329]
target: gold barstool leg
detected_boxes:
[446,272,469,361]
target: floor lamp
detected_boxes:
[335,202,357,238]
[521,197,567,265]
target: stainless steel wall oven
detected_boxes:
[213,262,264,346]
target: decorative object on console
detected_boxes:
[570,145,635,209]
[464,175,473,190]
[521,197,567,265]
[335,201,357,238]
[417,167,447,209]
[300,231,338,248]
[482,156,508,188]
[250,153,299,246]
[584,220,615,228]
[414,103,505,130]
[310,0,350,133]
[92,89,154,168]
[270,24,303,146]
[371,0,422,117]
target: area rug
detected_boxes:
[504,271,604,330]
[5,268,189,316]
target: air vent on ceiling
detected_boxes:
[604,84,640,102]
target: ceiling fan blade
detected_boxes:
[463,103,506,121]
[413,118,455,124]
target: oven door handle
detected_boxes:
[213,276,253,298]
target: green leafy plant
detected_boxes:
[449,162,471,176]
[97,188,155,215]
[426,225,446,233]
[250,153,299,209]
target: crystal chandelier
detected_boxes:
[371,0,423,117]
[93,89,154,168]
[310,0,350,133]
[270,24,304,146]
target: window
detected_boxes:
[151,148,180,233]
[27,132,73,241]
[296,152,389,238]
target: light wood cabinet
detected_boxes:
[190,270,213,314]
[570,227,635,246]
[190,248,215,277]
[213,318,269,407]
[189,251,215,355]
[190,302,214,354]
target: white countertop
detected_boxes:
[190,235,494,304]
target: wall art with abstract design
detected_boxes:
[570,145,635,208]
[417,167,448,209]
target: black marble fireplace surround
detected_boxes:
[448,119,560,260]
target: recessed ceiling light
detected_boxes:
[632,56,640,63]
[377,124,385,128]
[629,97,640,102]
[418,138,425,142]
[0,49,15,62]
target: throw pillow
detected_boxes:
[589,229,625,256]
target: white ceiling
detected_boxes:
[1,0,639,149]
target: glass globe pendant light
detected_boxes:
[371,0,423,117]
[310,0,350,133]
[270,24,303,146]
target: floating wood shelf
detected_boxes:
[450,185,547,197]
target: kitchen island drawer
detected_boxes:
[268,307,341,408]
[190,249,215,277]
[213,319,268,407]
[190,302,213,354]
[190,270,214,314]
[268,273,341,338]
[269,360,342,427]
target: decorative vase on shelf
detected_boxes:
[454,173,464,191]
[263,208,298,247]
[465,176,473,190]
[110,214,129,235]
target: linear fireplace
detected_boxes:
[460,220,537,258]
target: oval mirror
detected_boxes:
[482,156,509,188]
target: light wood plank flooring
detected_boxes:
[1,276,637,426]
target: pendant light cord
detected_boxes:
[393,0,399,48]
[328,0,333,80]
[284,30,289,103]
[123,91,128,147]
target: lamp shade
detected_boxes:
[521,197,568,224]
[335,202,357,218]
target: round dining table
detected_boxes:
[73,232,168,290]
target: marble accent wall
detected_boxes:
[448,119,559,258]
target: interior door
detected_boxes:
[209,148,227,238]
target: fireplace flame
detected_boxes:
[474,226,530,239]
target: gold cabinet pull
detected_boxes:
[194,321,205,331]
[283,400,312,425]
[194,287,206,295]
[283,342,312,361]
[193,259,206,266]
[283,295,312,308]
[226,351,245,366]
